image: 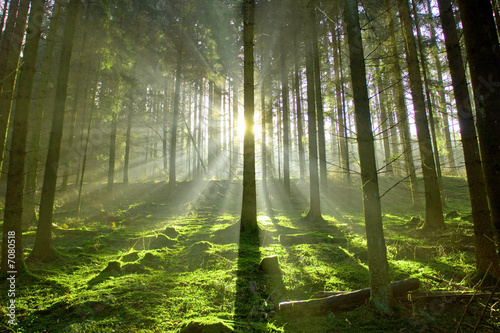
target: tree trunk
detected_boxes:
[293,37,306,181]
[107,112,117,199]
[412,0,446,208]
[345,0,393,313]
[23,0,61,224]
[426,0,456,174]
[281,33,290,196]
[397,0,445,229]
[310,5,327,187]
[0,0,30,171]
[240,0,257,232]
[1,0,45,273]
[386,0,422,207]
[30,0,81,261]
[169,38,183,185]
[374,59,393,176]
[279,278,418,315]
[303,0,323,223]
[455,0,500,248]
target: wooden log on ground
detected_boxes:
[279,278,419,315]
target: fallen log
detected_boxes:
[279,278,419,315]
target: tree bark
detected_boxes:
[240,0,257,232]
[30,0,81,261]
[438,0,500,276]
[169,35,183,185]
[23,0,61,224]
[279,278,418,315]
[455,0,500,247]
[0,0,30,171]
[345,0,393,313]
[386,0,422,207]
[281,32,290,196]
[397,0,445,229]
[1,0,45,273]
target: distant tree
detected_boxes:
[23,0,61,224]
[0,0,30,171]
[240,0,257,232]
[303,0,324,223]
[345,0,393,314]
[455,0,500,247]
[1,0,45,273]
[30,0,81,261]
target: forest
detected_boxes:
[0,0,500,331]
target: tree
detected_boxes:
[397,0,445,230]
[240,0,257,232]
[30,0,81,261]
[437,0,500,278]
[455,0,500,245]
[1,0,45,273]
[345,0,393,314]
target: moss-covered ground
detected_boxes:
[0,176,499,332]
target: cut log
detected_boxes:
[279,278,419,315]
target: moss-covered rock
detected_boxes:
[122,263,149,274]
[181,318,233,332]
[150,234,177,249]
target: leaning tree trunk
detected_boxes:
[397,0,445,229]
[303,0,323,223]
[240,0,257,232]
[345,0,393,314]
[1,0,45,273]
[30,0,81,261]
[455,0,500,246]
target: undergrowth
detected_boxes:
[0,176,498,332]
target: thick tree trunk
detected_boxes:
[240,0,257,232]
[439,0,500,276]
[345,0,393,313]
[30,0,81,261]
[1,0,45,273]
[279,278,418,315]
[397,0,445,229]
[455,0,500,248]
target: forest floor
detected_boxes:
[1,175,499,332]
